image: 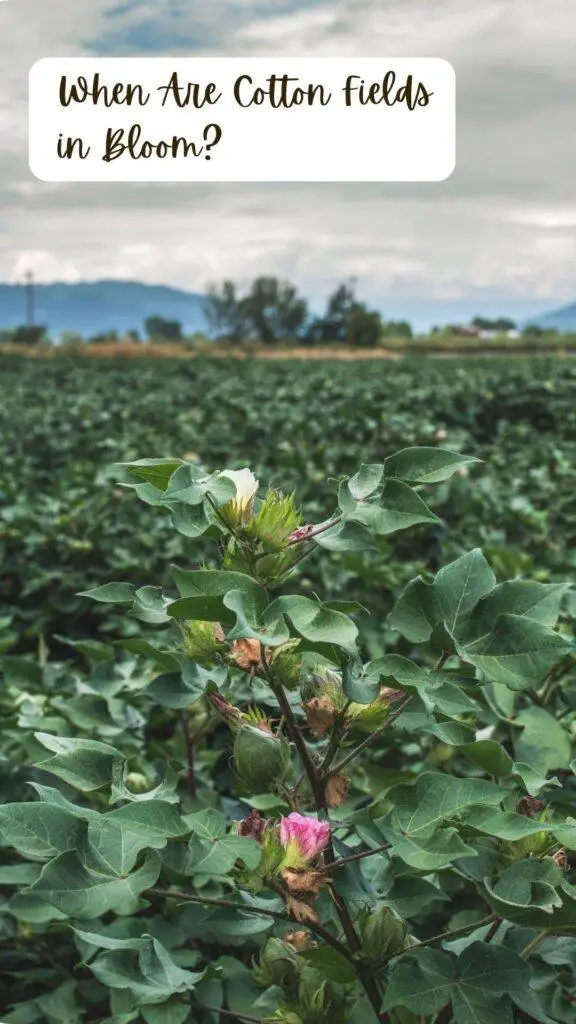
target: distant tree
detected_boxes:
[241,276,308,346]
[89,330,119,345]
[205,276,308,346]
[381,319,413,340]
[11,325,47,345]
[471,316,516,332]
[306,281,382,347]
[204,280,248,344]
[59,330,84,348]
[126,329,140,343]
[144,316,183,342]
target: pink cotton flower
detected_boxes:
[280,812,330,867]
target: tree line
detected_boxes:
[0,276,570,348]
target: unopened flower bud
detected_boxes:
[269,641,302,691]
[253,937,302,990]
[180,619,226,664]
[359,906,407,961]
[246,489,302,551]
[234,724,291,795]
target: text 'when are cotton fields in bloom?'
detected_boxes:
[28,56,456,182]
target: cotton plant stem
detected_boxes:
[326,695,413,779]
[332,842,391,868]
[194,1003,263,1023]
[520,930,549,958]
[287,516,342,546]
[260,648,386,1023]
[147,888,353,961]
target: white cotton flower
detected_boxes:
[220,468,259,511]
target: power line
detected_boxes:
[25,271,35,327]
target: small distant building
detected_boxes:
[478,328,521,341]
[450,325,482,338]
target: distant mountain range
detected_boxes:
[0,280,207,339]
[0,279,574,338]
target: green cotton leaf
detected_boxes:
[110,762,180,806]
[384,948,455,1016]
[36,980,80,1024]
[25,843,161,919]
[377,824,478,870]
[384,446,480,483]
[314,517,378,552]
[132,587,171,624]
[457,615,574,691]
[452,989,513,1024]
[117,458,185,491]
[459,581,570,643]
[264,594,359,655]
[388,550,495,643]
[460,740,514,778]
[224,589,290,647]
[298,946,357,984]
[481,858,576,928]
[187,834,262,876]
[34,734,125,792]
[0,802,85,860]
[387,575,436,643]
[433,550,497,636]
[387,773,506,836]
[513,706,572,773]
[115,639,181,672]
[419,720,475,745]
[145,662,228,709]
[460,806,560,841]
[141,1001,191,1024]
[104,802,190,841]
[185,808,227,840]
[169,501,212,538]
[184,811,261,874]
[54,636,114,662]
[168,568,267,625]
[29,783,101,820]
[345,463,385,501]
[78,582,137,605]
[84,934,204,1004]
[511,762,561,798]
[345,479,441,536]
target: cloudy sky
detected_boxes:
[1,0,575,323]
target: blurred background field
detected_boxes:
[2,352,574,660]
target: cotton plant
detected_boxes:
[1,448,575,1024]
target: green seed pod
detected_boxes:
[246,489,302,552]
[233,723,291,795]
[270,641,303,691]
[359,906,407,961]
[179,620,226,665]
[253,938,302,990]
[263,1011,304,1024]
[346,699,390,734]
[297,965,329,1015]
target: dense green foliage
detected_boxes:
[1,354,576,1024]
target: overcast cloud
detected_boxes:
[0,0,575,318]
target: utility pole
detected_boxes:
[25,271,35,327]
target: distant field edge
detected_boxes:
[2,342,576,361]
